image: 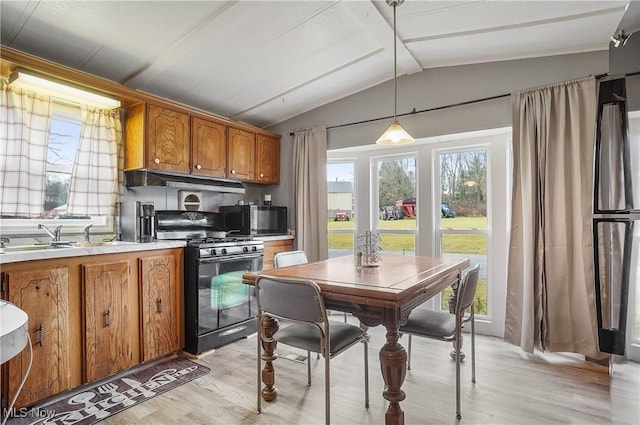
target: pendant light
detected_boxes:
[376,0,414,145]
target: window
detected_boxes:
[374,155,417,255]
[327,161,355,258]
[0,101,112,236]
[44,104,82,218]
[436,148,489,317]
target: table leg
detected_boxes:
[260,315,280,401]
[380,321,407,425]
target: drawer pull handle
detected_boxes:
[154,158,160,164]
[157,298,163,313]
[105,309,112,327]
[196,164,202,170]
[259,173,264,178]
[231,169,236,174]
[37,324,45,346]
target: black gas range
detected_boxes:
[156,210,264,354]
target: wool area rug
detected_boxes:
[6,357,210,425]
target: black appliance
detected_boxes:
[220,205,288,236]
[155,210,264,354]
[592,75,639,356]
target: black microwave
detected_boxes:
[220,205,288,236]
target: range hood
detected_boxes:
[125,169,245,194]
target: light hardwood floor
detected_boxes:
[99,321,638,425]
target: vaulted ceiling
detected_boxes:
[1,1,629,128]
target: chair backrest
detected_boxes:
[273,250,309,268]
[456,264,480,313]
[256,275,325,323]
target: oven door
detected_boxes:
[196,254,261,336]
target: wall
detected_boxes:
[267,51,610,229]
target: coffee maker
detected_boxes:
[117,201,156,242]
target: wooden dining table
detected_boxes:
[243,254,470,425]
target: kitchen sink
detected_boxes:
[72,241,135,248]
[0,244,72,254]
[0,241,135,254]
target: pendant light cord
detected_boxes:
[393,2,398,122]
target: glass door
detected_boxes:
[435,148,489,319]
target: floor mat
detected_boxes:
[5,357,210,425]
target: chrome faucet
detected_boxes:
[0,237,9,248]
[38,224,63,242]
[83,224,93,242]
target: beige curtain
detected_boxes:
[505,76,600,357]
[0,81,53,217]
[67,106,122,216]
[293,127,328,261]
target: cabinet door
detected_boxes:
[255,134,280,184]
[191,117,226,177]
[146,104,190,173]
[83,261,132,382]
[139,255,179,361]
[4,267,70,408]
[227,126,255,181]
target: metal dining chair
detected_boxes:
[399,264,480,419]
[256,274,369,425]
[273,250,309,268]
[273,250,348,323]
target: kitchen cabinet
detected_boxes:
[139,255,180,361]
[124,103,190,173]
[82,260,133,382]
[0,247,183,411]
[255,133,280,184]
[191,116,227,177]
[2,267,71,408]
[227,126,256,181]
[262,239,294,271]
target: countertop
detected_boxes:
[256,234,294,241]
[0,240,186,264]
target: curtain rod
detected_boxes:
[288,72,612,136]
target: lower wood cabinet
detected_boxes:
[262,239,294,271]
[83,260,133,382]
[3,266,71,409]
[0,247,183,410]
[139,255,180,361]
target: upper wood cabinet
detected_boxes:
[82,260,133,382]
[227,126,256,181]
[256,134,280,184]
[125,103,190,173]
[191,117,227,178]
[2,267,71,409]
[124,102,280,184]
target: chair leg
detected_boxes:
[307,350,312,386]
[257,325,262,413]
[407,334,412,370]
[364,338,370,408]
[455,313,462,419]
[471,308,476,384]
[325,349,331,425]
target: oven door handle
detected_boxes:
[199,253,263,264]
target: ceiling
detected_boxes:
[0,1,630,128]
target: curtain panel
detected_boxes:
[67,106,122,216]
[0,82,53,217]
[293,127,328,262]
[505,76,600,357]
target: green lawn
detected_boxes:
[328,216,488,254]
